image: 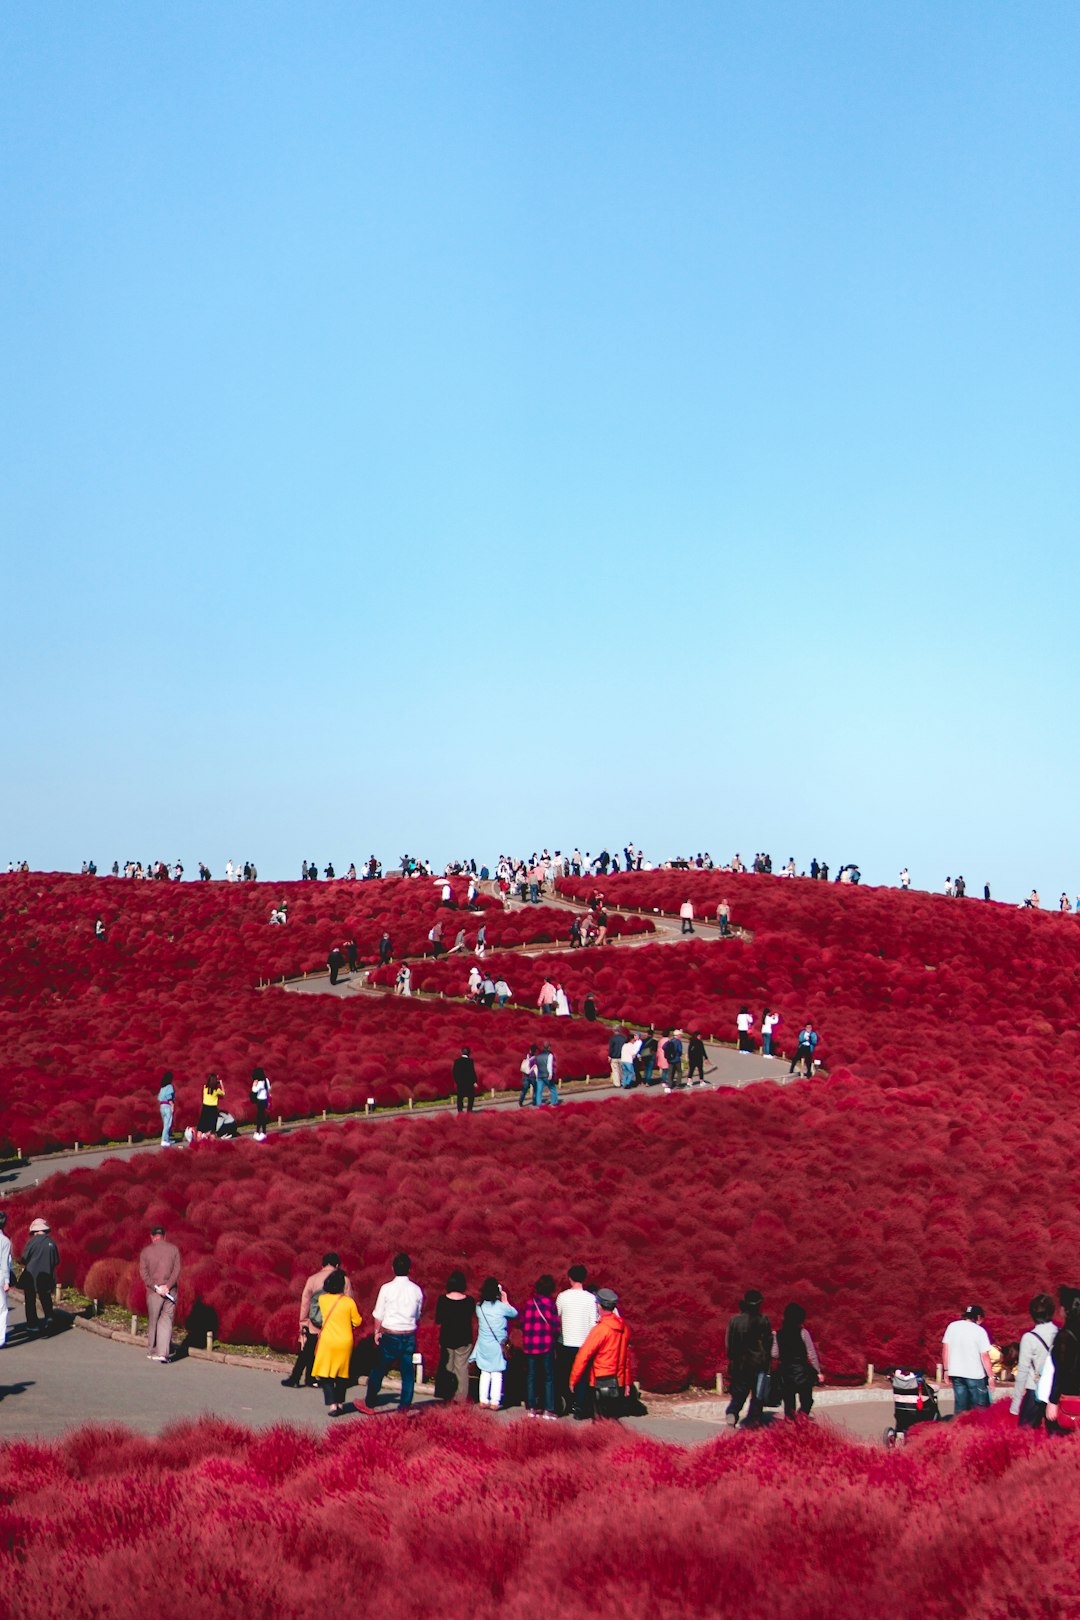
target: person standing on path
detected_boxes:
[679,898,695,934]
[716,898,732,936]
[608,1027,626,1086]
[570,1288,631,1420]
[725,1288,773,1428]
[435,1271,476,1403]
[197,1074,224,1139]
[249,1067,272,1141]
[662,1032,684,1089]
[453,1047,478,1114]
[522,1275,560,1418]
[942,1305,994,1413]
[157,1071,175,1148]
[282,1252,355,1388]
[774,1302,823,1419]
[687,1033,707,1085]
[519,1046,538,1106]
[138,1225,181,1363]
[0,1213,12,1347]
[311,1269,363,1416]
[327,945,345,986]
[363,1254,423,1412]
[538,977,558,1015]
[788,1023,818,1077]
[1010,1293,1057,1428]
[619,1033,642,1089]
[761,1009,780,1057]
[20,1218,60,1336]
[534,1043,559,1105]
[471,1277,518,1410]
[556,1264,599,1417]
[736,1007,755,1052]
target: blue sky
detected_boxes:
[3,3,1078,898]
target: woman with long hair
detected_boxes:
[774,1302,823,1419]
[470,1277,517,1410]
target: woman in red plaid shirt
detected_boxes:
[522,1275,560,1419]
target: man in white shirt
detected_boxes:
[620,1035,642,1089]
[0,1213,11,1347]
[363,1253,424,1412]
[942,1304,994,1413]
[556,1265,600,1418]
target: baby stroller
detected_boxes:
[884,1370,943,1446]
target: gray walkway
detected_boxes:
[0,1293,966,1446]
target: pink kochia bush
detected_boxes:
[0,1408,1073,1620]
[13,1072,1080,1388]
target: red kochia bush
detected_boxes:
[0,1409,1073,1620]
[0,873,647,1153]
[14,1074,1080,1389]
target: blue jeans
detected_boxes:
[621,1061,634,1088]
[366,1332,417,1408]
[950,1375,990,1413]
[529,883,539,903]
[762,1034,772,1056]
[526,1350,555,1412]
[536,1074,559,1105]
[642,1056,656,1085]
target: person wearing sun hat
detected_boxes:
[19,1218,60,1335]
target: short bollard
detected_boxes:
[408,1098,414,1111]
[413,1351,424,1384]
[936,1362,943,1383]
[322,1110,327,1121]
[715,1372,724,1395]
[206,1331,214,1353]
[130,1315,137,1336]
[866,1363,875,1386]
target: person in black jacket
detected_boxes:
[725,1288,773,1428]
[453,1048,478,1114]
[20,1218,60,1335]
[435,1271,476,1402]
[327,946,345,986]
[687,1033,707,1085]
[1046,1284,1080,1433]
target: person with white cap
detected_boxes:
[19,1218,60,1335]
[0,1213,12,1346]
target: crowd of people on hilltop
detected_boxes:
[16,844,1080,905]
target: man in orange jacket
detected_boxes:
[569,1287,631,1419]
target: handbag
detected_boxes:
[593,1375,620,1396]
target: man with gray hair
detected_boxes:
[138,1225,181,1363]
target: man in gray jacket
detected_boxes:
[138,1226,182,1363]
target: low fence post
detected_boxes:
[206,1331,214,1353]
[936,1362,943,1384]
[130,1314,137,1336]
[866,1363,874,1386]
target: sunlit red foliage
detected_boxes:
[0,873,643,1152]
[12,1063,1080,1387]
[0,1406,1072,1620]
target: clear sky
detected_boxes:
[3,3,1078,898]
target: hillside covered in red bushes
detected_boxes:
[0,1407,1071,1620]
[5,867,1080,1387]
[0,873,650,1152]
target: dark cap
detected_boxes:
[596,1287,619,1309]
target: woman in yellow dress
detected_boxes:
[311,1269,362,1416]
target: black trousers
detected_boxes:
[789,1046,813,1075]
[23,1276,54,1330]
[287,1330,318,1384]
[688,1058,704,1079]
[321,1376,348,1407]
[556,1345,592,1417]
[456,1085,475,1114]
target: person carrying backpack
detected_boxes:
[662,1032,684,1089]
